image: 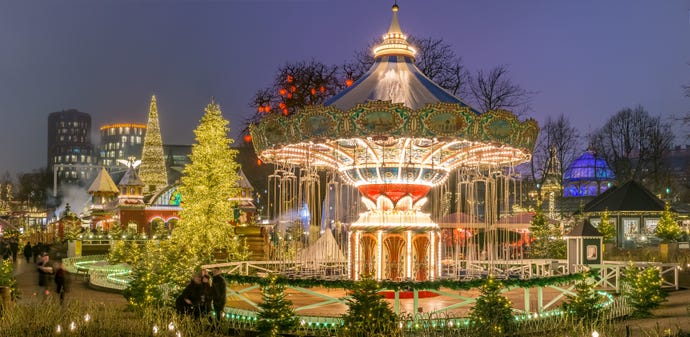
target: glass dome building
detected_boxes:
[563,150,615,197]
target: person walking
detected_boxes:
[23,242,32,263]
[54,261,67,304]
[37,254,53,297]
[211,267,227,322]
[9,239,18,262]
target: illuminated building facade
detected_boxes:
[98,123,146,167]
[47,109,96,184]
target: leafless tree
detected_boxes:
[589,105,673,192]
[242,60,342,137]
[529,114,580,193]
[346,36,471,96]
[468,65,534,115]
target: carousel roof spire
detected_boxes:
[373,4,416,59]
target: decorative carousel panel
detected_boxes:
[419,103,475,138]
[519,120,539,152]
[480,110,518,143]
[297,108,337,139]
[350,101,408,136]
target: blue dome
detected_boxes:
[563,150,615,197]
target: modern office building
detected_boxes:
[98,123,147,167]
[47,109,96,184]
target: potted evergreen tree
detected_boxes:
[655,203,681,262]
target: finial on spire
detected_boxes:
[373,3,415,59]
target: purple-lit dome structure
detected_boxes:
[563,150,615,197]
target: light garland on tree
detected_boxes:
[138,95,168,194]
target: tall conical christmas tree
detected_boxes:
[139,95,168,194]
[173,99,242,261]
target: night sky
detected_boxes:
[1,0,689,177]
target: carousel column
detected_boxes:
[437,231,442,278]
[430,231,435,280]
[348,231,353,279]
[377,230,383,280]
[406,230,412,279]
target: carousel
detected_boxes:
[250,4,538,282]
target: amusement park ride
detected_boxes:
[250,4,538,281]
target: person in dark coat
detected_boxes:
[211,267,227,321]
[54,261,67,304]
[9,239,18,262]
[23,242,32,263]
[37,254,53,296]
[176,274,203,317]
[199,273,213,317]
[31,243,41,263]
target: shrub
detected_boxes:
[622,263,668,317]
[468,276,514,337]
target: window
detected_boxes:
[586,245,597,260]
[623,218,639,235]
[590,218,601,228]
[645,219,659,234]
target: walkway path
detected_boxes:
[12,257,127,306]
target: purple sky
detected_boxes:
[1,0,689,177]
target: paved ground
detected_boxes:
[12,257,127,306]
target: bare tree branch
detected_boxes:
[468,65,534,115]
[589,105,673,193]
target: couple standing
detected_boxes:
[176,267,227,320]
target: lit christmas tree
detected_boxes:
[138,95,168,194]
[622,263,667,317]
[654,203,681,242]
[341,276,398,337]
[597,208,616,244]
[562,277,606,322]
[468,276,515,337]
[173,99,242,262]
[257,275,297,337]
[529,202,564,258]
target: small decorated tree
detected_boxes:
[108,223,123,239]
[257,275,297,337]
[597,209,616,244]
[341,276,398,337]
[468,276,514,337]
[655,203,681,242]
[529,203,565,259]
[0,259,18,299]
[622,263,667,317]
[561,277,606,323]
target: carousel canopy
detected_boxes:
[326,5,474,111]
[250,5,537,210]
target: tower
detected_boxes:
[47,109,96,184]
[541,146,562,218]
[138,96,169,194]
